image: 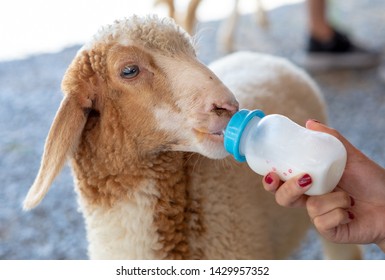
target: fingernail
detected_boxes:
[298,174,312,188]
[350,196,355,207]
[265,173,274,184]
[309,119,321,123]
[348,211,355,220]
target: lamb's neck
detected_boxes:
[73,152,193,259]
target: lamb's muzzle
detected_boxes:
[194,102,238,143]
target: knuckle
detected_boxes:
[312,216,326,231]
[335,208,346,221]
[306,197,320,214]
[341,192,351,207]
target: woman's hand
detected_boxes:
[262,120,385,252]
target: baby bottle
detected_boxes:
[224,109,347,195]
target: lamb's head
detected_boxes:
[69,15,238,158]
[23,15,238,209]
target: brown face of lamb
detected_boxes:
[23,15,239,209]
[103,44,238,158]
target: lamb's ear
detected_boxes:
[23,51,98,210]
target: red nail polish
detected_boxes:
[265,173,273,184]
[298,174,312,188]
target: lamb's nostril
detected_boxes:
[211,103,238,117]
[212,107,228,117]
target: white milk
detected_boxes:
[224,109,347,195]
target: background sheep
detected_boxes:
[155,0,268,52]
[23,15,361,259]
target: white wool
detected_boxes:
[209,51,327,124]
[83,14,195,56]
[79,180,162,260]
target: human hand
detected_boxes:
[262,120,385,251]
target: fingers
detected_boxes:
[313,208,354,240]
[305,120,356,154]
[263,173,312,208]
[262,172,281,193]
[307,191,355,237]
[305,119,343,140]
[307,191,353,218]
[262,164,356,241]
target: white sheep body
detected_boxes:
[209,51,327,122]
[24,15,361,260]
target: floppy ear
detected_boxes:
[23,51,98,210]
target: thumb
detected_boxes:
[305,120,358,155]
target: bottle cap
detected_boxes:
[224,109,265,162]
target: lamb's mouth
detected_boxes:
[193,128,225,142]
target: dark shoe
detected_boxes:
[300,29,381,71]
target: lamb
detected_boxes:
[24,15,361,259]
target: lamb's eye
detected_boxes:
[121,65,140,79]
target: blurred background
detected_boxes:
[1,0,385,259]
[0,0,302,61]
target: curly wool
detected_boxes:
[84,15,196,56]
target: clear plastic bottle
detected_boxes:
[224,109,347,195]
